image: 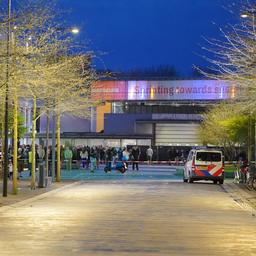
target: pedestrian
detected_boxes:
[146,146,153,165]
[99,146,105,164]
[95,147,100,169]
[175,149,180,165]
[86,146,90,169]
[28,148,32,176]
[48,146,52,176]
[168,147,172,165]
[80,147,88,169]
[34,145,40,171]
[131,146,140,171]
[37,145,45,163]
[118,147,123,161]
[240,159,248,183]
[17,147,24,178]
[90,147,97,173]
[122,147,130,169]
[64,146,73,171]
[105,147,113,170]
[8,158,13,180]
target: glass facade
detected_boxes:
[114,101,208,115]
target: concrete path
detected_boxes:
[0,181,255,256]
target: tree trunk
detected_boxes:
[12,91,18,194]
[0,120,4,180]
[56,112,61,182]
[12,23,18,194]
[31,96,36,189]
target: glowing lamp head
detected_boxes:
[71,28,79,34]
[241,13,249,18]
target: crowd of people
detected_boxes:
[5,144,157,176]
[3,143,251,181]
[3,144,192,178]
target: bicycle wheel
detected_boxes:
[252,177,256,190]
[246,177,254,190]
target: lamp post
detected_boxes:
[3,0,12,197]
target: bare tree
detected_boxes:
[0,0,97,190]
[197,3,256,106]
[197,3,256,160]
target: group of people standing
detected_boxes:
[78,145,143,171]
[76,146,98,172]
[6,144,45,179]
[5,144,155,178]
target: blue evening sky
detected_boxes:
[58,0,238,76]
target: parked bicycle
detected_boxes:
[246,164,256,191]
[234,160,248,184]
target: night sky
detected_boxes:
[58,0,237,76]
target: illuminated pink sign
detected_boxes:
[92,80,238,101]
[92,81,127,100]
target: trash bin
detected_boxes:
[38,162,45,188]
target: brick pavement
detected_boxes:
[0,180,255,255]
[0,179,72,207]
[0,175,255,210]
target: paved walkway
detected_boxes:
[0,180,255,256]
[0,179,71,207]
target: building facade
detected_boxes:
[23,79,239,147]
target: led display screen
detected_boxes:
[92,80,239,101]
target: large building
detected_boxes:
[24,79,238,147]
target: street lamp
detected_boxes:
[51,26,79,179]
[240,7,256,19]
[241,13,249,18]
[3,0,12,197]
[71,27,79,34]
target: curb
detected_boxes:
[0,181,82,213]
[222,183,256,216]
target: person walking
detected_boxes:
[64,147,73,171]
[80,148,88,169]
[28,148,32,176]
[17,147,24,178]
[37,145,45,163]
[105,147,113,170]
[146,146,153,165]
[86,146,90,169]
[240,159,248,183]
[90,147,97,173]
[122,147,130,169]
[168,147,173,165]
[131,146,140,171]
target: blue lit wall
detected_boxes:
[104,114,152,135]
